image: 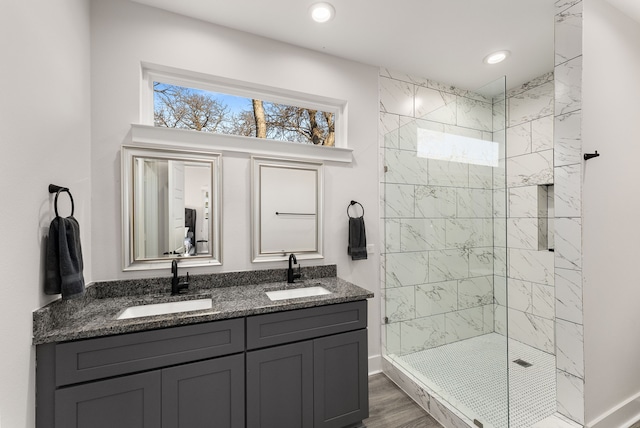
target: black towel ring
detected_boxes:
[49,184,75,217]
[347,200,364,218]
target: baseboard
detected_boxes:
[533,412,583,428]
[368,354,382,375]
[588,390,640,428]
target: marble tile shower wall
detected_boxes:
[554,0,585,425]
[379,2,585,422]
[495,73,556,356]
[379,69,499,356]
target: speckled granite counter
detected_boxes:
[33,265,373,345]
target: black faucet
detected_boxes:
[171,259,189,295]
[287,253,301,284]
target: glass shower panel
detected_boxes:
[382,76,508,427]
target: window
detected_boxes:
[143,66,345,148]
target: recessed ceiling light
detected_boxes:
[309,2,335,23]
[483,50,511,65]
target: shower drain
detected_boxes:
[513,359,533,368]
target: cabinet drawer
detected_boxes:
[247,301,367,350]
[55,318,244,387]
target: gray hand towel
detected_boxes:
[45,216,85,299]
[348,216,368,260]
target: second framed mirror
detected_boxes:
[251,157,324,263]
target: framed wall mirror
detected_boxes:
[122,144,222,270]
[251,157,324,263]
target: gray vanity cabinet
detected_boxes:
[37,318,245,428]
[246,301,369,428]
[37,300,369,428]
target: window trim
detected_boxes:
[130,124,354,164]
[140,63,350,151]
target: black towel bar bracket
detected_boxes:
[584,151,600,161]
[49,184,75,217]
[347,200,364,218]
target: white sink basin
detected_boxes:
[266,286,332,301]
[117,298,213,320]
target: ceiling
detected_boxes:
[130,0,638,91]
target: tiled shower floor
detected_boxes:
[394,333,556,428]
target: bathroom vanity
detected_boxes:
[33,268,372,428]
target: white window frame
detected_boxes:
[139,63,352,163]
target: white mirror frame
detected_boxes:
[251,157,324,263]
[121,144,222,271]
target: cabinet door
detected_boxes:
[162,354,244,428]
[247,341,314,428]
[55,371,161,428]
[314,329,369,428]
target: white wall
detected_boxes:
[582,0,640,423]
[90,0,381,361]
[0,0,92,427]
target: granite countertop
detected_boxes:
[33,266,373,345]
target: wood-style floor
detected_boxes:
[364,373,443,428]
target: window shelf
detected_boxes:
[130,125,353,163]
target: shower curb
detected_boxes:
[382,356,473,428]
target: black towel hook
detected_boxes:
[49,184,75,217]
[584,151,600,161]
[347,200,364,218]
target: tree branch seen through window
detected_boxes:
[153,82,335,146]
